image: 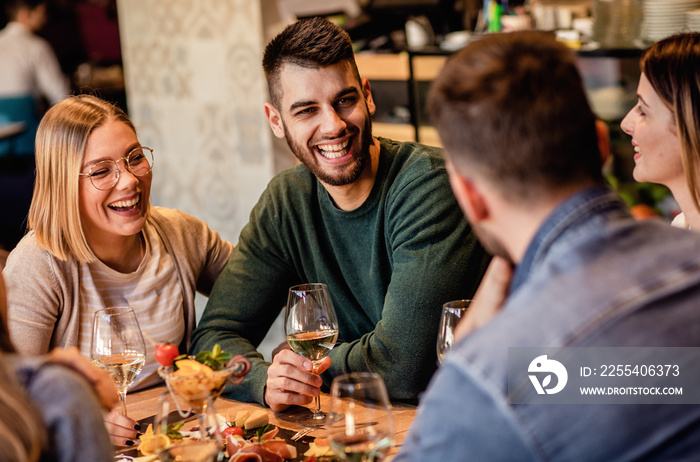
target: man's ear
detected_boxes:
[449,171,489,224]
[264,103,286,139]
[361,77,376,116]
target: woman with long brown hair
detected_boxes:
[621,33,700,229]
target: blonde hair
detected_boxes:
[0,362,47,461]
[0,274,46,461]
[29,95,137,262]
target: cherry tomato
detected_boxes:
[222,426,244,438]
[155,343,180,366]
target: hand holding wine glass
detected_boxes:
[285,283,339,425]
[91,306,146,416]
[327,372,395,461]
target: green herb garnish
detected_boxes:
[171,344,232,372]
[256,424,271,440]
[194,343,232,371]
[167,422,185,440]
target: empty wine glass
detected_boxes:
[285,283,339,426]
[327,372,395,461]
[436,299,471,364]
[91,306,146,416]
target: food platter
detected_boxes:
[115,410,333,462]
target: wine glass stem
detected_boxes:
[312,362,324,418]
[198,410,208,441]
[118,391,128,416]
[313,395,323,416]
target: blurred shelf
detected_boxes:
[373,122,415,142]
[355,52,410,80]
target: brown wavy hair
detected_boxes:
[641,33,700,214]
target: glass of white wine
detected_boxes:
[91,306,146,416]
[285,282,339,426]
[436,299,471,364]
[327,372,395,461]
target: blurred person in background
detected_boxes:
[0,270,116,461]
[3,94,233,446]
[0,0,68,105]
[621,33,700,230]
[0,0,70,252]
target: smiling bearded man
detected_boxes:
[190,17,491,411]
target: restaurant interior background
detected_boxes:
[0,0,683,357]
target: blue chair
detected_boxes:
[0,94,39,158]
[0,94,38,249]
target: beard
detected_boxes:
[283,111,373,187]
[471,221,513,264]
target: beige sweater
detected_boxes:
[3,207,233,355]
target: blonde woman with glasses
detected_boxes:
[3,94,233,447]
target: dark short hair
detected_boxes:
[641,33,700,213]
[6,0,46,19]
[428,31,602,202]
[262,17,359,108]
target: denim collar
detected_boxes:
[509,186,628,294]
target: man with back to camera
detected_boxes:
[190,17,490,410]
[395,31,700,460]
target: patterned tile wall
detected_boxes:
[117,0,273,244]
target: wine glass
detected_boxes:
[436,299,471,364]
[285,283,339,426]
[91,306,146,416]
[327,372,395,461]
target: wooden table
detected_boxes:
[127,385,417,457]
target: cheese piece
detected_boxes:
[234,410,250,428]
[304,440,333,458]
[244,409,269,429]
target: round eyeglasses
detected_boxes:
[79,147,154,190]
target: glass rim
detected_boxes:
[442,299,472,310]
[289,282,328,292]
[332,371,385,387]
[94,305,134,316]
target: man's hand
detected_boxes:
[265,350,331,412]
[47,346,118,409]
[271,340,291,360]
[455,256,513,342]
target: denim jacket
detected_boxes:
[396,187,700,461]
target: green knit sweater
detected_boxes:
[191,138,490,405]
